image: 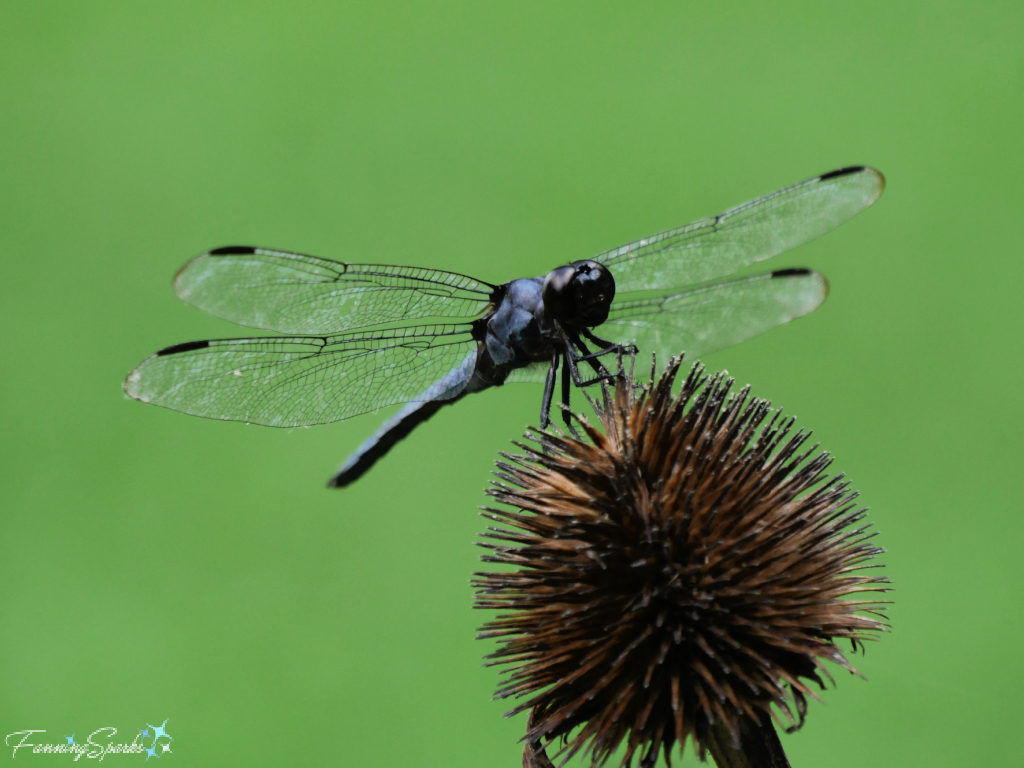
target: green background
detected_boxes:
[1,2,1021,765]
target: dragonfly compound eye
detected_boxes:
[542,261,615,327]
[542,265,577,322]
[573,260,616,327]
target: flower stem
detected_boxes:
[706,719,791,768]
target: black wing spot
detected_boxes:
[157,340,211,356]
[771,268,812,278]
[818,166,866,181]
[209,246,256,256]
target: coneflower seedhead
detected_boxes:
[474,357,889,768]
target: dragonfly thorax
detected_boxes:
[542,260,615,328]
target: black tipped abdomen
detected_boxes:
[209,246,256,255]
[819,166,867,181]
[156,340,210,356]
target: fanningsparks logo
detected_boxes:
[5,721,172,761]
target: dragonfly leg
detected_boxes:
[559,351,581,438]
[573,332,631,382]
[571,333,636,368]
[580,328,616,350]
[580,327,639,363]
[563,336,618,388]
[539,351,560,429]
[572,332,639,398]
[579,328,638,359]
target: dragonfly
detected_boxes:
[124,166,884,487]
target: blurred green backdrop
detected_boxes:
[1,1,1021,766]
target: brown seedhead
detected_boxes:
[474,357,889,767]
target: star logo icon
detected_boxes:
[147,719,172,742]
[64,735,75,746]
[140,728,151,739]
[161,744,172,754]
[145,746,159,761]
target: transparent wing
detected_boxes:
[505,360,550,384]
[595,167,884,293]
[123,325,479,427]
[601,269,828,362]
[173,246,495,334]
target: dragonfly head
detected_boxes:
[542,260,615,328]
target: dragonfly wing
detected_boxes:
[123,325,479,427]
[595,167,883,293]
[602,269,828,362]
[173,247,495,334]
[504,360,551,384]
